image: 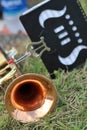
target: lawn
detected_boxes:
[0,0,87,130]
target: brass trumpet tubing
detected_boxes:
[0,51,18,85]
[0,50,8,67]
[5,73,57,123]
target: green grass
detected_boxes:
[0,0,87,130]
[79,0,87,14]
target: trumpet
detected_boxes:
[0,37,58,123]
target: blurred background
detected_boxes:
[0,0,43,33]
[0,0,44,54]
[0,0,43,19]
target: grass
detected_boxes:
[79,0,87,14]
[0,0,87,130]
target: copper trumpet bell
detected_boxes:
[5,73,57,123]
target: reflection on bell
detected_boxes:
[5,73,57,123]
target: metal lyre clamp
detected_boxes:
[26,36,51,57]
[15,36,51,64]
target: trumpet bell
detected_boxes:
[5,73,57,123]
